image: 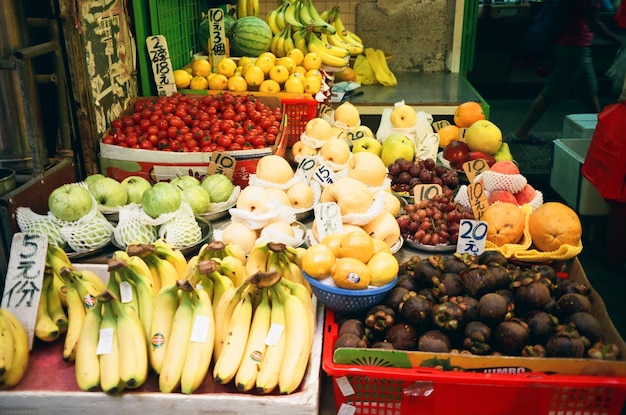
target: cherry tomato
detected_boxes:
[102,135,115,145]
[169,115,184,128]
[169,140,181,151]
[111,119,123,130]
[217,134,233,149]
[140,139,154,150]
[229,142,243,151]
[147,125,159,136]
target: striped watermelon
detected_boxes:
[228,16,273,57]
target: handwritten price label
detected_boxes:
[312,164,336,187]
[208,8,228,71]
[467,181,488,220]
[295,156,317,184]
[146,35,176,97]
[412,183,442,202]
[462,158,490,183]
[314,202,342,241]
[457,219,488,255]
[207,152,236,179]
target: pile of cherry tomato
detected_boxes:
[101,92,283,152]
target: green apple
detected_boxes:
[141,182,182,219]
[180,185,211,215]
[48,184,94,222]
[120,175,152,204]
[352,137,382,156]
[170,175,201,190]
[380,133,415,167]
[88,176,128,207]
[201,174,235,203]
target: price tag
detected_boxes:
[312,164,336,187]
[412,183,442,202]
[462,157,490,183]
[207,152,236,179]
[432,119,450,132]
[295,155,318,183]
[1,233,47,350]
[208,8,229,72]
[146,35,177,97]
[318,103,334,119]
[314,202,343,241]
[456,219,488,255]
[467,181,489,220]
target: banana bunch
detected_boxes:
[195,240,247,287]
[151,280,215,394]
[364,47,397,86]
[322,6,365,57]
[74,289,149,393]
[34,269,67,343]
[212,271,315,395]
[270,24,295,58]
[245,241,309,293]
[267,0,334,36]
[185,258,234,314]
[237,0,259,18]
[0,308,29,389]
[126,239,187,294]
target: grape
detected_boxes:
[388,157,461,194]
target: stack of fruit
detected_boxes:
[0,308,29,389]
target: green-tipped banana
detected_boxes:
[98,301,122,394]
[111,294,148,389]
[284,0,304,29]
[35,272,60,342]
[255,286,287,394]
[305,0,336,34]
[74,301,102,392]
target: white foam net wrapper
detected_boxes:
[476,171,528,193]
[205,186,241,213]
[300,132,331,149]
[229,199,297,230]
[20,212,67,248]
[61,213,115,253]
[341,189,386,226]
[158,212,202,249]
[113,204,158,248]
[454,185,472,211]
[316,152,352,174]
[257,224,305,247]
[16,207,49,233]
[526,190,544,211]
[248,174,302,191]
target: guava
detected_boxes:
[141,182,182,219]
[201,174,235,203]
[48,184,94,222]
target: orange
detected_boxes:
[437,124,461,148]
[334,67,356,82]
[258,51,277,64]
[320,232,345,257]
[338,231,375,263]
[453,101,485,128]
[293,65,308,76]
[227,75,248,92]
[371,238,392,255]
[301,244,336,280]
[528,202,582,252]
[332,257,371,290]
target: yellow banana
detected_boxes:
[245,244,272,276]
[46,243,73,276]
[154,239,188,281]
[62,274,87,362]
[143,254,163,294]
[246,0,259,18]
[307,33,349,68]
[98,300,122,394]
[274,2,288,34]
[333,13,364,48]
[46,271,68,334]
[236,0,247,18]
[213,289,253,385]
[319,33,350,58]
[275,286,312,394]
[267,8,281,35]
[51,270,67,306]
[270,32,282,57]
[74,301,102,392]
[304,0,335,34]
[348,30,363,45]
[284,1,304,29]
[76,268,107,296]
[159,286,193,393]
[180,287,215,394]
[365,47,397,86]
[327,32,364,56]
[278,278,315,348]
[35,272,60,342]
[224,243,247,265]
[213,283,247,361]
[218,255,246,287]
[210,270,235,313]
[255,286,287,394]
[293,27,309,54]
[148,283,179,374]
[283,25,296,56]
[111,294,148,389]
[235,287,271,392]
[148,255,178,292]
[0,308,29,389]
[275,26,288,58]
[114,256,155,344]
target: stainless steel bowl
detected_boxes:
[0,167,16,196]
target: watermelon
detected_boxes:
[198,11,236,54]
[228,16,273,57]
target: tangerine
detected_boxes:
[437,124,461,148]
[453,101,485,128]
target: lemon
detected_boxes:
[256,55,275,75]
[303,52,322,70]
[301,244,336,280]
[239,56,256,67]
[286,48,305,66]
[303,75,322,94]
[284,76,304,93]
[367,252,398,286]
[208,73,228,90]
[244,65,265,88]
[276,56,296,74]
[227,75,248,92]
[258,79,281,93]
[293,65,307,76]
[258,51,277,64]
[217,57,237,77]
[269,64,290,84]
[190,58,212,77]
[189,75,209,90]
[173,69,192,89]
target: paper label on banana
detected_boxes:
[190,315,211,343]
[119,280,134,304]
[265,323,284,346]
[96,327,114,355]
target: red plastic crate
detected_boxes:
[322,308,626,415]
[281,98,318,147]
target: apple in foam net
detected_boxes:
[390,104,417,128]
[489,160,520,175]
[514,184,537,205]
[488,189,518,206]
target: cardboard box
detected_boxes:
[562,113,598,140]
[550,139,609,215]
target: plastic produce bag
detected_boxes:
[605,48,626,95]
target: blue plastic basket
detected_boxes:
[303,271,397,315]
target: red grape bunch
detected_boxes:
[396,192,474,246]
[387,158,460,195]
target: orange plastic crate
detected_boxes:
[323,308,626,415]
[281,98,318,147]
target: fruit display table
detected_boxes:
[346,72,490,118]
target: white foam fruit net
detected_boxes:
[229,199,297,230]
[18,210,67,248]
[113,204,158,248]
[158,212,202,248]
[476,171,528,193]
[61,214,115,253]
[341,189,386,226]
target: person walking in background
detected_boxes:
[510,0,624,144]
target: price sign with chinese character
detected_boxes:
[295,156,318,183]
[432,119,450,132]
[207,152,236,179]
[312,164,336,187]
[412,183,442,202]
[208,8,228,72]
[456,219,488,255]
[467,181,489,220]
[1,233,48,349]
[318,104,333,119]
[314,202,342,241]
[146,35,177,97]
[462,158,490,183]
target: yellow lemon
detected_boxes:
[269,64,290,84]
[284,75,304,93]
[286,48,305,66]
[305,68,323,82]
[227,74,248,92]
[301,244,336,280]
[244,65,265,88]
[208,73,228,90]
[258,51,277,64]
[367,252,398,286]
[239,56,255,67]
[255,55,275,75]
[189,75,209,90]
[190,58,212,77]
[276,56,296,74]
[303,75,322,94]
[303,52,322,70]
[258,79,282,93]
[173,69,192,89]
[294,65,307,76]
[217,57,237,77]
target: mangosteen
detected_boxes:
[384,286,414,313]
[524,310,557,345]
[418,288,438,303]
[566,311,603,345]
[546,324,585,358]
[488,266,513,290]
[522,344,547,357]
[396,274,421,292]
[364,305,395,332]
[530,264,560,286]
[463,321,492,355]
[385,323,419,350]
[587,341,621,360]
[451,295,480,322]
[462,267,497,298]
[418,330,452,353]
[440,254,471,274]
[369,341,395,350]
[556,293,593,320]
[478,292,509,326]
[515,280,552,312]
[334,333,368,352]
[399,294,433,327]
[555,279,591,298]
[338,319,366,339]
[408,258,442,287]
[433,300,465,333]
[433,272,464,299]
[493,319,530,356]
[476,250,508,267]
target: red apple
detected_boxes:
[462,151,496,167]
[443,141,470,169]
[488,189,518,205]
[490,160,520,175]
[514,184,537,205]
